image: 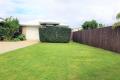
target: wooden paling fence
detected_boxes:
[73,27,120,53]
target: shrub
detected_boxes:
[39,26,71,43]
[0,16,19,40]
[0,34,4,41]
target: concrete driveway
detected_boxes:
[0,41,38,54]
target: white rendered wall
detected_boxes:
[25,26,39,41]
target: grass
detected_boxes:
[0,42,120,80]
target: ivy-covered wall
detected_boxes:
[39,26,71,43]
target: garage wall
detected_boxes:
[22,26,40,41]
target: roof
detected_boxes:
[40,22,59,26]
[20,24,41,27]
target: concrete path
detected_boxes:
[0,41,38,54]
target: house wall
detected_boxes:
[22,27,26,35]
[22,26,40,41]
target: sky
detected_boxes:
[0,0,120,28]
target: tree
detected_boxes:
[0,16,20,40]
[116,12,120,20]
[98,23,105,28]
[82,20,98,30]
[112,12,120,29]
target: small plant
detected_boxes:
[13,38,21,41]
[13,34,26,41]
[18,34,26,41]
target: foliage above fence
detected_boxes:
[112,12,120,29]
[82,20,104,30]
[82,20,98,30]
[39,26,71,43]
[73,27,120,53]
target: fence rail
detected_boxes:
[73,27,120,53]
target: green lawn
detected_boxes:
[0,42,120,80]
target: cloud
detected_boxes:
[0,0,120,28]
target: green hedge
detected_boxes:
[39,26,71,43]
